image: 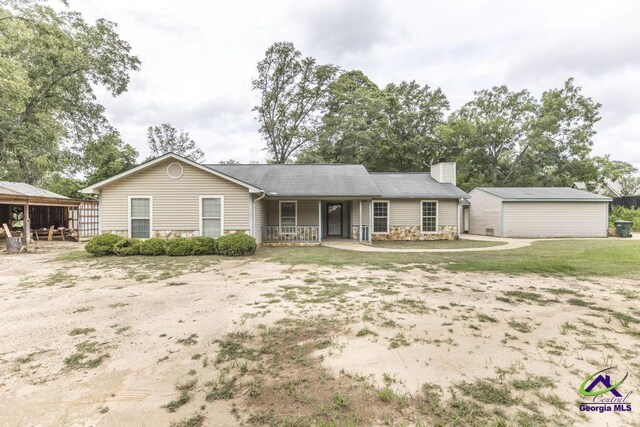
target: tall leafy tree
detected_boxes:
[297,70,389,165]
[84,130,138,185]
[146,123,204,162]
[381,81,449,171]
[37,131,138,198]
[439,79,601,191]
[298,71,449,171]
[0,0,140,185]
[252,42,339,163]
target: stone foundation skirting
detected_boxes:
[371,225,458,241]
[351,226,359,240]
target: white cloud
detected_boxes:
[72,0,640,169]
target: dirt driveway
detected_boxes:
[1,245,639,426]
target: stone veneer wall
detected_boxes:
[369,225,459,241]
[105,230,247,239]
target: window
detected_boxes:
[421,201,438,233]
[200,196,223,237]
[373,201,389,233]
[279,201,297,232]
[130,197,151,238]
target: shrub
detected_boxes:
[113,238,141,256]
[139,238,166,256]
[609,206,640,231]
[85,233,123,256]
[216,233,256,256]
[191,237,218,255]
[164,238,194,256]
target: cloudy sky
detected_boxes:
[73,0,640,168]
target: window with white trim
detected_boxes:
[373,201,389,233]
[421,201,437,233]
[130,197,151,238]
[279,201,296,232]
[201,197,223,237]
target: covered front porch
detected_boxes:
[260,198,372,244]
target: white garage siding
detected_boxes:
[468,189,502,236]
[502,202,608,238]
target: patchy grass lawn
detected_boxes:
[260,239,640,278]
[371,239,507,249]
[2,241,640,425]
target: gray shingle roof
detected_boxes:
[205,164,382,197]
[476,187,612,201]
[370,173,470,199]
[0,181,69,199]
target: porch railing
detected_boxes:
[263,226,319,243]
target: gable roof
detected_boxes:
[81,153,262,194]
[369,173,469,199]
[0,181,69,199]
[81,153,470,199]
[206,164,382,197]
[474,187,612,202]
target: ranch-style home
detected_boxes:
[80,153,469,244]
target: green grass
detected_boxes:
[371,240,507,249]
[258,239,640,278]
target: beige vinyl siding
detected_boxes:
[253,196,267,243]
[437,200,458,226]
[469,189,502,236]
[298,200,319,225]
[101,158,250,232]
[384,199,458,227]
[266,200,279,226]
[388,200,418,226]
[351,200,370,226]
[502,202,608,238]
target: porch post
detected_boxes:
[23,202,30,249]
[318,200,322,243]
[369,200,373,243]
[358,200,362,243]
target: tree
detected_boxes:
[298,71,449,171]
[83,130,138,185]
[0,0,140,185]
[146,123,204,162]
[595,156,640,196]
[439,79,601,191]
[297,70,389,165]
[218,159,240,164]
[618,175,640,196]
[252,42,339,163]
[381,81,449,171]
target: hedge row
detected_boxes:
[609,206,640,231]
[85,233,256,257]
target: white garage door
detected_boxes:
[502,202,608,238]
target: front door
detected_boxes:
[327,203,343,237]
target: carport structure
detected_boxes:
[0,181,82,247]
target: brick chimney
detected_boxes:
[430,157,457,185]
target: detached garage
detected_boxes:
[469,187,611,238]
